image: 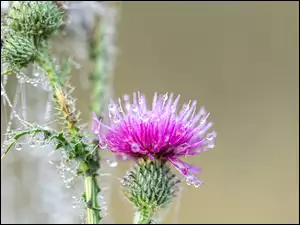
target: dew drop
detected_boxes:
[138,96,144,104]
[40,141,45,147]
[119,178,126,186]
[99,141,107,149]
[121,154,127,160]
[48,151,55,156]
[113,116,120,124]
[15,143,22,151]
[132,104,138,113]
[109,103,116,112]
[206,131,217,141]
[208,142,215,148]
[125,103,131,111]
[194,180,204,188]
[131,142,140,153]
[141,113,150,122]
[29,141,36,147]
[106,159,118,168]
[171,104,177,113]
[186,179,193,186]
[163,93,168,101]
[123,94,130,101]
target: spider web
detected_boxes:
[1,1,121,224]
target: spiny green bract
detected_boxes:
[1,32,37,68]
[7,1,64,43]
[122,158,181,211]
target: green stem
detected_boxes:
[36,53,59,87]
[89,15,106,118]
[85,175,101,224]
[36,51,101,224]
[1,69,14,76]
[90,2,121,118]
[134,210,156,224]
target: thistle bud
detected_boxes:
[1,32,37,68]
[121,158,181,224]
[7,1,64,43]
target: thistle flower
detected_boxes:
[93,92,217,187]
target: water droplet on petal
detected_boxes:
[113,116,120,124]
[206,131,217,140]
[194,180,204,188]
[171,104,177,113]
[99,141,107,149]
[123,94,130,101]
[132,104,138,113]
[186,179,193,185]
[109,103,116,112]
[131,142,140,153]
[141,113,150,122]
[15,143,22,151]
[138,96,144,104]
[165,135,170,143]
[148,153,154,161]
[163,93,168,101]
[208,142,215,148]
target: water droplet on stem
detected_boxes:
[15,143,22,151]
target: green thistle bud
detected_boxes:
[1,32,37,69]
[7,1,64,43]
[121,158,181,224]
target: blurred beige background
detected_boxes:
[1,1,299,224]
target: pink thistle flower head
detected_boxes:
[93,92,217,188]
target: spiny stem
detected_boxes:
[36,52,78,135]
[37,50,101,224]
